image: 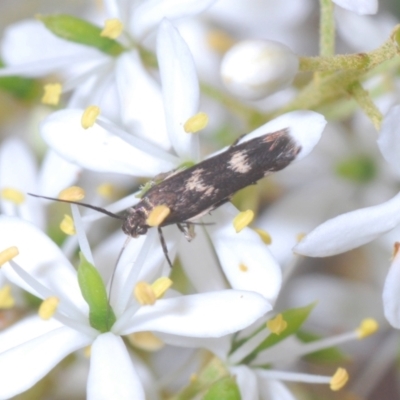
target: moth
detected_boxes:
[30,128,301,266]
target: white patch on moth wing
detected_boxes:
[185,168,209,192]
[228,150,251,173]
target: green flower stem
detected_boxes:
[319,0,335,57]
[347,81,383,130]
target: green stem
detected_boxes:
[319,0,335,57]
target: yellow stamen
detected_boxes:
[146,205,171,227]
[83,345,92,358]
[356,318,379,339]
[0,285,15,309]
[233,210,254,233]
[267,314,287,335]
[183,112,209,133]
[81,105,101,129]
[0,246,19,267]
[190,374,198,383]
[151,277,173,299]
[58,186,85,201]
[239,263,248,272]
[253,228,272,244]
[60,214,76,235]
[100,18,123,39]
[207,30,235,53]
[38,296,60,320]
[1,188,25,204]
[42,83,62,105]
[296,232,306,242]
[134,281,156,305]
[97,183,114,198]
[128,332,164,351]
[330,368,349,391]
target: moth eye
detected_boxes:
[137,226,148,235]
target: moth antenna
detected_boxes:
[157,227,173,268]
[28,193,125,220]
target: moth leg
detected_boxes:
[157,227,173,268]
[177,222,196,242]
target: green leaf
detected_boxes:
[236,303,316,364]
[77,252,116,332]
[0,61,41,101]
[296,330,349,363]
[38,14,125,56]
[203,377,241,400]
[335,155,376,183]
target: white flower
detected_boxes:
[0,214,271,399]
[294,105,400,258]
[220,39,299,100]
[333,0,378,15]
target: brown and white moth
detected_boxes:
[30,128,301,266]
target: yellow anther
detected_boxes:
[207,30,235,53]
[239,263,248,272]
[356,318,379,339]
[0,247,19,267]
[81,105,101,129]
[1,188,25,204]
[233,209,254,233]
[60,214,76,236]
[330,368,349,391]
[254,228,272,244]
[183,112,209,133]
[83,345,92,358]
[392,242,400,259]
[0,285,15,309]
[100,18,123,39]
[134,281,156,305]
[190,373,198,383]
[58,186,85,201]
[97,183,114,198]
[296,232,307,242]
[38,296,60,320]
[128,332,164,351]
[42,83,62,105]
[151,277,173,299]
[146,205,171,227]
[267,314,288,335]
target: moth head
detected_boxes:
[122,208,149,238]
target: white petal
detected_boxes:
[0,326,91,399]
[0,216,85,309]
[0,137,45,228]
[205,204,282,302]
[115,52,171,150]
[377,105,400,175]
[229,365,259,400]
[383,247,400,329]
[294,191,400,257]
[122,290,271,336]
[38,150,82,196]
[157,19,199,160]
[239,110,325,162]
[40,109,176,176]
[256,372,296,400]
[333,0,377,14]
[131,0,216,40]
[88,333,145,400]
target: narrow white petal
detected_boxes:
[229,365,259,400]
[294,191,400,257]
[377,105,400,175]
[0,326,91,399]
[88,333,145,400]
[333,0,377,15]
[383,247,400,329]
[115,52,171,150]
[205,204,282,302]
[157,19,199,160]
[256,373,296,400]
[131,0,216,40]
[40,109,176,176]
[122,290,271,336]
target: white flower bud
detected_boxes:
[220,39,299,100]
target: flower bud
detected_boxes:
[220,39,299,100]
